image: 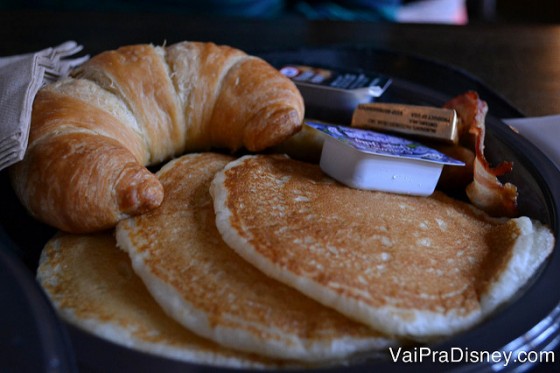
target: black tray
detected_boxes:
[0,46,558,373]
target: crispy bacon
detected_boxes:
[443,91,518,217]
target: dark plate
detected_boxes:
[0,230,76,373]
[0,46,558,373]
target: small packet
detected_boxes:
[352,102,459,144]
[279,64,391,122]
[306,121,464,196]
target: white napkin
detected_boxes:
[0,41,88,171]
[503,115,560,170]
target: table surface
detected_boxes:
[2,10,560,118]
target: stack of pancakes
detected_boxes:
[37,152,554,368]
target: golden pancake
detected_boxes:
[210,154,555,340]
[116,153,394,362]
[36,233,282,368]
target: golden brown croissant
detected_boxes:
[10,41,304,233]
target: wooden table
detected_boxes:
[2,10,560,117]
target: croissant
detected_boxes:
[10,41,304,233]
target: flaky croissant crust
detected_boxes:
[10,41,304,233]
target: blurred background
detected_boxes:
[0,0,559,24]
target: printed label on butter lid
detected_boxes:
[306,121,464,166]
[279,65,391,97]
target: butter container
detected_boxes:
[352,102,459,144]
[305,121,464,196]
[279,65,392,122]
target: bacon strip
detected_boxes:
[444,91,518,217]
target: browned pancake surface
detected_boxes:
[211,154,554,338]
[36,233,282,368]
[116,153,392,361]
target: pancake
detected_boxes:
[210,154,555,340]
[116,153,394,362]
[36,233,281,369]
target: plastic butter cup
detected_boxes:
[305,121,465,196]
[320,136,445,195]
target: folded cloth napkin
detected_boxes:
[0,41,88,172]
[503,115,560,170]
